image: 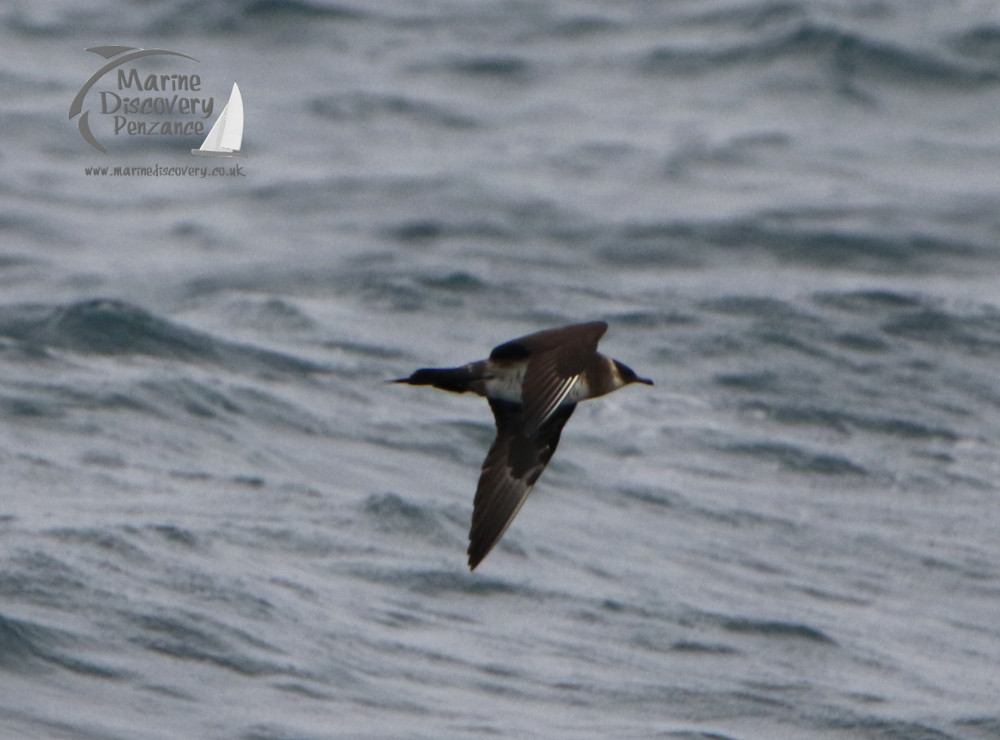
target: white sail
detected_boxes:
[192,83,244,156]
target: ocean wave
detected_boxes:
[721,440,868,476]
[882,308,1000,356]
[671,286,1000,491]
[0,299,324,374]
[597,217,988,271]
[344,564,523,596]
[242,0,363,20]
[126,610,294,677]
[717,616,836,644]
[361,491,458,545]
[816,290,1000,360]
[3,1,999,735]
[431,54,536,82]
[0,612,125,678]
[735,401,959,442]
[4,0,364,36]
[308,92,479,129]
[949,24,1000,62]
[641,21,1000,89]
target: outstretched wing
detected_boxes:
[467,400,576,570]
[489,321,605,436]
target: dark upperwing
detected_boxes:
[467,399,577,570]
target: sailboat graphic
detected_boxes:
[192,83,245,157]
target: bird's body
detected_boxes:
[393,321,652,569]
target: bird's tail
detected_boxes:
[391,365,482,394]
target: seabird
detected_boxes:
[393,321,653,570]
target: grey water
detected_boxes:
[2,1,1000,738]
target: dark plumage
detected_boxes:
[393,321,652,569]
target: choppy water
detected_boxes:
[2,1,1000,738]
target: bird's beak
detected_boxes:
[636,377,654,386]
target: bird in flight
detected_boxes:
[393,321,652,570]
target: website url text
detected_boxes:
[84,163,246,178]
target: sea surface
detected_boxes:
[2,1,1000,738]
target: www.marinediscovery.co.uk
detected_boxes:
[83,163,246,178]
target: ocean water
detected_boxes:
[2,1,1000,738]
